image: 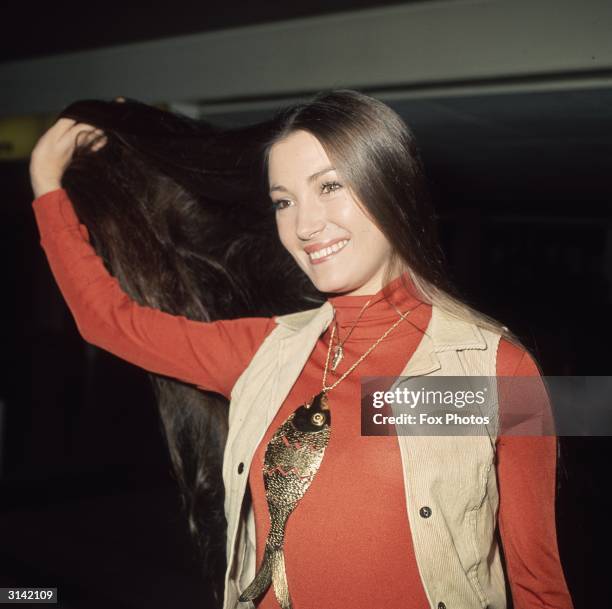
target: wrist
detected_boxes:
[32,181,63,200]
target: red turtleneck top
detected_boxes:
[31,188,574,609]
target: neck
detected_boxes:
[326,271,423,335]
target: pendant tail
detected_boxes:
[238,544,292,609]
[238,548,271,604]
[270,546,292,609]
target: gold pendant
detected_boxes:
[239,390,331,608]
[331,345,343,371]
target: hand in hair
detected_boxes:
[29,117,108,199]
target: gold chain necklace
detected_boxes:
[304,305,414,426]
[330,297,372,371]
[323,306,412,393]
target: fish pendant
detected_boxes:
[331,345,343,371]
[239,391,332,609]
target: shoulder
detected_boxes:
[272,303,327,331]
[496,338,542,377]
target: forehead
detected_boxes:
[268,130,330,178]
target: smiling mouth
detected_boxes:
[307,239,350,263]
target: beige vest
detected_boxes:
[221,300,505,609]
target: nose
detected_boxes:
[296,198,326,241]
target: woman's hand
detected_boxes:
[29,118,108,199]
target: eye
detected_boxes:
[320,181,342,195]
[270,180,342,211]
[271,198,292,212]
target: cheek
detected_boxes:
[335,195,381,240]
[275,216,294,252]
[351,213,392,255]
[349,211,382,242]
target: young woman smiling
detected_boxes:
[29,90,573,609]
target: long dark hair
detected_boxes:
[57,89,521,605]
[58,97,322,605]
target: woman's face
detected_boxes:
[267,129,395,296]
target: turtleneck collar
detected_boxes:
[325,271,424,337]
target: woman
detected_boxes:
[29,90,573,609]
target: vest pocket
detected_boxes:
[467,505,491,607]
[466,460,499,608]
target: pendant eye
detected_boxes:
[311,412,326,427]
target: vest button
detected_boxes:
[419,506,432,518]
[237,462,244,474]
[437,603,446,609]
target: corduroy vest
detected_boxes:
[221,300,505,609]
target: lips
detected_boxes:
[303,238,348,254]
[305,238,350,263]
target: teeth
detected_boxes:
[308,239,349,260]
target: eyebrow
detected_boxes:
[269,165,336,194]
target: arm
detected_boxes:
[32,188,278,398]
[495,341,574,609]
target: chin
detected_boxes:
[298,255,364,294]
[307,272,357,296]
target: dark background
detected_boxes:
[0,3,609,608]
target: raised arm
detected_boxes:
[32,187,277,397]
[29,117,278,398]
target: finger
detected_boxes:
[33,118,77,153]
[67,121,99,133]
[79,129,107,149]
[75,128,102,147]
[90,130,106,141]
[49,117,78,137]
[61,122,99,146]
[91,135,108,151]
[55,117,77,127]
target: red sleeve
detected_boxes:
[32,188,277,399]
[495,339,574,609]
